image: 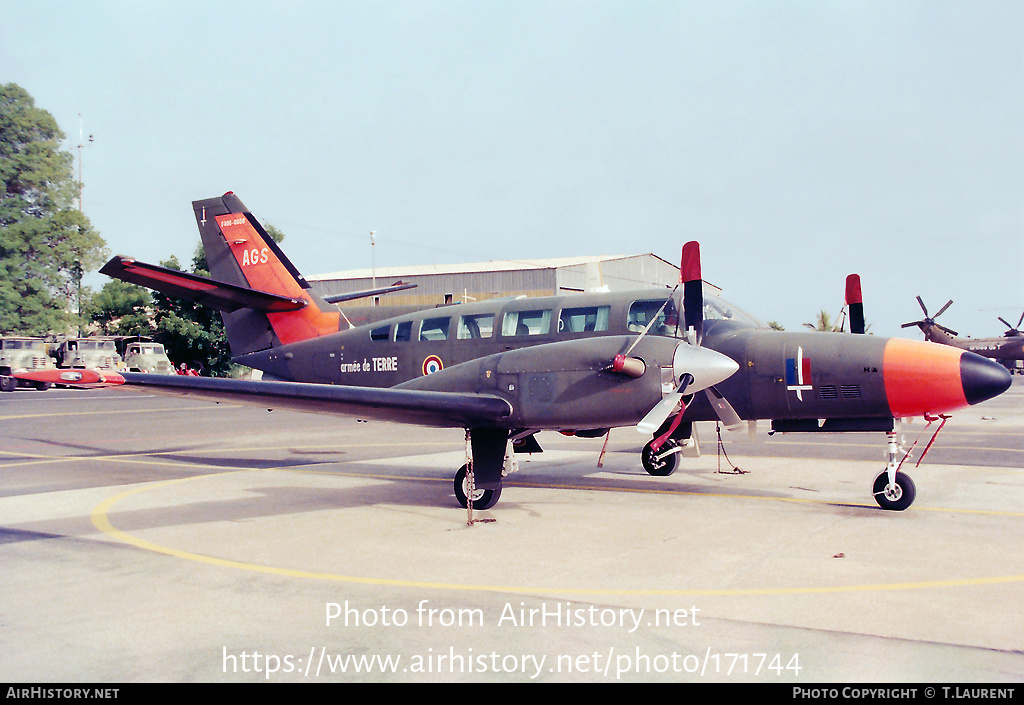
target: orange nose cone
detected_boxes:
[883,338,1011,417]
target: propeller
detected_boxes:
[998,311,1024,338]
[635,242,743,443]
[680,241,703,346]
[901,296,958,337]
[845,274,865,334]
[635,342,739,435]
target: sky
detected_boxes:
[3,0,1021,338]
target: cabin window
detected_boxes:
[394,321,412,342]
[457,313,494,339]
[559,306,610,333]
[628,298,680,336]
[419,316,450,341]
[370,325,390,341]
[501,309,551,337]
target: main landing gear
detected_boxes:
[453,428,513,514]
[641,438,680,476]
[454,464,502,510]
[641,419,698,477]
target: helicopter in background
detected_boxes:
[903,297,1024,375]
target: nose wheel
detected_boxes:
[872,427,918,511]
[872,471,916,511]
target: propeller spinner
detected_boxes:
[636,343,739,435]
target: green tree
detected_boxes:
[88,279,152,336]
[153,224,286,376]
[0,83,107,334]
[148,252,233,376]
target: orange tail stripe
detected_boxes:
[883,338,966,417]
[217,214,339,345]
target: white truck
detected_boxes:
[53,337,125,372]
[0,336,58,391]
[123,340,174,374]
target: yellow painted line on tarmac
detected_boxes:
[90,468,1024,597]
[0,405,236,421]
[0,441,453,470]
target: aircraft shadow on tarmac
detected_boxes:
[79,444,818,532]
[7,432,899,542]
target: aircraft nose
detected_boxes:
[960,352,1012,406]
[883,338,1012,417]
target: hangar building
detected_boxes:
[308,254,692,308]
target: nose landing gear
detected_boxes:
[872,469,916,511]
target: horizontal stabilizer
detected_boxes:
[322,282,417,304]
[100,256,307,313]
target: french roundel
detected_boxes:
[422,355,443,376]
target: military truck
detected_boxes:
[53,337,125,371]
[0,336,57,391]
[122,340,174,374]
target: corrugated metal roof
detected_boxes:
[308,253,674,281]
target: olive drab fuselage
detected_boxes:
[230,288,988,430]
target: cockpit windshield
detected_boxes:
[629,292,767,338]
[702,293,767,329]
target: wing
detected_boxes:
[116,372,512,428]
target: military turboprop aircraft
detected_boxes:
[21,192,1011,513]
[903,297,1024,375]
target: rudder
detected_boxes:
[193,193,340,354]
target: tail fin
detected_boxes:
[193,192,340,354]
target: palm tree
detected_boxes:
[804,309,834,332]
[804,308,871,333]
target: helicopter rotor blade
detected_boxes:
[934,299,954,318]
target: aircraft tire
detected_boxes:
[454,464,502,510]
[642,439,679,476]
[872,471,916,511]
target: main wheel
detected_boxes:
[454,464,502,510]
[872,471,916,511]
[641,439,679,476]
